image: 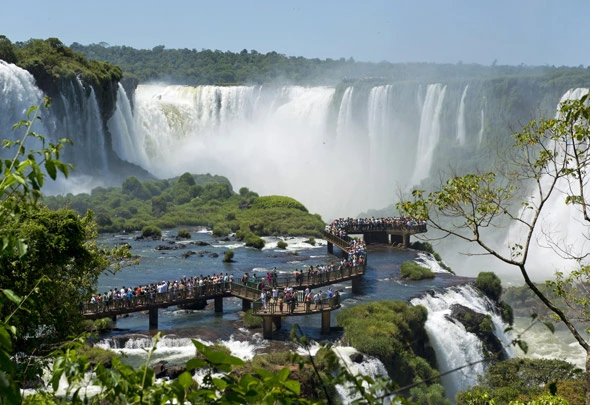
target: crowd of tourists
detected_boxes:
[86,273,235,311]
[259,283,340,314]
[326,216,426,236]
[85,220,374,314]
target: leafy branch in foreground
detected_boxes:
[0,96,72,257]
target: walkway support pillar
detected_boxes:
[149,308,158,330]
[272,316,282,332]
[214,297,223,313]
[263,317,274,339]
[327,242,333,254]
[242,299,251,311]
[403,234,410,248]
[321,310,331,334]
[351,276,362,295]
[111,315,117,324]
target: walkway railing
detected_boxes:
[81,283,232,316]
[81,263,365,318]
[322,231,352,253]
[240,262,364,290]
[333,223,427,234]
[252,294,341,315]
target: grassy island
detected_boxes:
[42,173,326,240]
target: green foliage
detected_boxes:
[0,35,17,64]
[400,261,435,280]
[457,358,584,405]
[277,240,288,249]
[223,250,235,263]
[242,310,263,328]
[250,195,308,212]
[83,317,115,333]
[499,301,514,326]
[44,173,325,238]
[475,272,502,302]
[122,176,151,200]
[76,344,118,368]
[411,241,435,254]
[68,41,590,89]
[241,232,265,249]
[141,225,162,239]
[336,300,436,394]
[177,228,191,239]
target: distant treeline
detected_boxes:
[3,35,590,88]
[68,41,590,87]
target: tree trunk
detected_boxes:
[586,350,590,405]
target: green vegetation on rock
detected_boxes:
[277,240,288,249]
[42,173,326,239]
[457,358,584,405]
[336,300,447,403]
[223,250,235,263]
[475,272,502,302]
[400,261,435,280]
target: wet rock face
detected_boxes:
[152,360,191,380]
[449,304,506,360]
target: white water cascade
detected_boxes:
[502,87,590,280]
[478,108,485,145]
[410,83,447,185]
[411,285,513,401]
[0,61,45,152]
[336,86,355,143]
[456,85,469,145]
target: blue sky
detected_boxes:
[3,0,588,67]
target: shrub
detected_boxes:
[479,316,494,335]
[141,225,162,239]
[250,195,308,212]
[77,345,118,368]
[277,240,288,249]
[177,228,191,239]
[499,301,514,325]
[410,241,434,253]
[243,310,263,328]
[400,261,435,280]
[244,233,265,249]
[305,237,316,246]
[475,271,502,302]
[223,250,235,262]
[212,224,232,237]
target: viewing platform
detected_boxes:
[326,219,427,247]
[81,262,365,338]
[83,217,424,339]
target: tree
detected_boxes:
[457,358,584,404]
[398,94,590,404]
[0,100,131,402]
[0,206,116,352]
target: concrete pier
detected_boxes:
[321,310,331,334]
[149,308,158,330]
[214,297,223,313]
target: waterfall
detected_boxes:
[108,83,148,166]
[0,61,45,154]
[456,85,469,145]
[411,285,513,401]
[410,83,447,185]
[503,87,590,280]
[336,86,355,142]
[478,108,485,145]
[367,85,391,159]
[332,346,394,403]
[2,61,577,221]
